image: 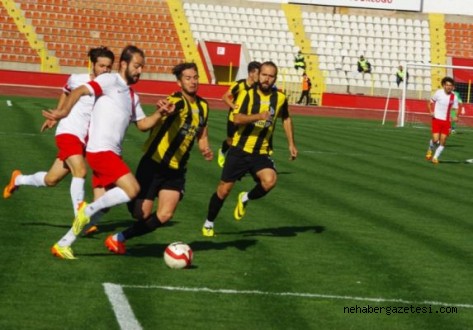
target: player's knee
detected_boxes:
[157,211,173,223]
[44,175,60,187]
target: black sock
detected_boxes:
[207,192,225,222]
[122,213,163,240]
[221,140,230,153]
[247,183,268,201]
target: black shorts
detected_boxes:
[226,119,237,139]
[221,147,276,182]
[134,156,186,201]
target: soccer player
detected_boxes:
[104,62,213,255]
[3,47,115,222]
[425,76,459,164]
[201,61,298,237]
[218,61,260,167]
[43,45,172,259]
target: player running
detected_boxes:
[3,47,115,226]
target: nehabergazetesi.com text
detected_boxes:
[344,305,458,315]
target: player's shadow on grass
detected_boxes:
[235,225,325,237]
[112,239,257,259]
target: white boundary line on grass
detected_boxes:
[103,283,143,330]
[103,283,473,329]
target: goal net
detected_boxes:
[398,62,473,127]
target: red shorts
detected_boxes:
[86,151,131,189]
[431,118,451,136]
[55,134,85,161]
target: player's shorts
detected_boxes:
[86,151,131,189]
[55,134,85,161]
[221,147,276,182]
[134,156,186,201]
[431,117,451,136]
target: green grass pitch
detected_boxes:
[0,95,472,329]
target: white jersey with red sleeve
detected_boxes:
[55,73,94,143]
[84,73,146,155]
[430,89,458,121]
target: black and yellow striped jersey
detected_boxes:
[227,79,253,122]
[142,92,209,170]
[231,86,289,155]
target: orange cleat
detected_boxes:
[105,235,126,255]
[3,170,22,199]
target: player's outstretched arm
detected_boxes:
[197,126,213,161]
[42,85,90,121]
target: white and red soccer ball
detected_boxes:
[163,242,193,269]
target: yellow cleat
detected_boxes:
[425,149,433,161]
[202,226,215,237]
[3,170,21,199]
[432,157,439,164]
[72,202,91,236]
[51,243,77,260]
[217,148,226,168]
[233,192,247,221]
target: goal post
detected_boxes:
[398,62,473,127]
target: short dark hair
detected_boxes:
[247,61,261,73]
[172,62,198,79]
[88,46,115,64]
[441,76,454,86]
[119,45,145,64]
[260,61,278,76]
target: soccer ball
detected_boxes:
[163,242,193,269]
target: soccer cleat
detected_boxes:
[233,191,248,221]
[72,202,90,236]
[432,157,439,164]
[105,235,126,255]
[217,148,226,168]
[83,225,98,236]
[425,149,433,161]
[3,170,21,199]
[202,226,215,237]
[51,243,77,260]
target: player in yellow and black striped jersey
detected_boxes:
[105,63,213,253]
[202,61,298,237]
[218,61,261,167]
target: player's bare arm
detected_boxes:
[233,111,270,125]
[197,126,213,161]
[282,116,298,160]
[136,99,176,132]
[42,85,91,121]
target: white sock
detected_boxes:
[16,172,47,187]
[429,139,435,150]
[57,211,106,247]
[434,145,444,159]
[85,187,131,218]
[70,177,85,216]
[204,219,214,228]
[241,192,249,203]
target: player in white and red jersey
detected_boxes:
[425,76,459,164]
[43,45,174,259]
[3,47,115,221]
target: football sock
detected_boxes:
[85,187,130,218]
[204,219,214,228]
[429,139,435,150]
[221,140,230,153]
[122,214,163,240]
[57,210,105,247]
[248,183,268,201]
[434,145,444,159]
[16,172,47,187]
[70,177,85,217]
[207,192,225,221]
